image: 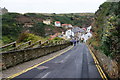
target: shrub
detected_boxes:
[17,32,46,43]
[52,37,64,41]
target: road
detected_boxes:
[11,43,102,79]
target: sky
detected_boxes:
[1,0,106,13]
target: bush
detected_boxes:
[17,32,46,43]
[52,37,64,41]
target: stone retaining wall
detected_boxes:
[88,45,119,78]
[1,42,71,70]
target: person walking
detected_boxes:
[70,39,76,46]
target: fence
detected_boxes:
[1,40,71,70]
[0,40,61,53]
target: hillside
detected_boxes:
[88,2,120,78]
[2,12,94,44]
[91,2,120,59]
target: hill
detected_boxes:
[2,12,94,44]
[91,2,120,59]
[87,2,120,78]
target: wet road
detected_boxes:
[12,43,102,79]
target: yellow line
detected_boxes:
[8,46,73,79]
[96,65,104,79]
[97,65,108,80]
[87,45,108,80]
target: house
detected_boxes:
[80,32,92,43]
[72,27,85,33]
[62,24,72,28]
[82,28,86,31]
[65,29,74,39]
[86,26,92,33]
[55,21,61,27]
[72,26,85,40]
[43,19,51,25]
[23,23,34,28]
[0,7,8,15]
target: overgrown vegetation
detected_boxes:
[89,2,120,60]
[2,13,23,44]
[52,37,64,41]
[17,32,46,43]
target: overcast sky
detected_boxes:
[1,0,106,13]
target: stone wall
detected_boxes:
[88,45,119,78]
[1,42,71,70]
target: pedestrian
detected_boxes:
[70,39,76,46]
[73,39,77,46]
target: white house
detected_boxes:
[43,19,51,25]
[81,32,92,43]
[86,26,92,33]
[55,21,61,27]
[65,29,74,39]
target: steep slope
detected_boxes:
[92,2,120,59]
[88,2,120,78]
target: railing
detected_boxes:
[0,41,16,53]
[14,40,32,50]
[1,39,71,70]
[47,40,66,46]
[0,40,69,53]
[24,40,42,49]
[0,41,16,48]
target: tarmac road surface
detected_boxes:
[11,43,103,80]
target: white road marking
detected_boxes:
[42,72,51,78]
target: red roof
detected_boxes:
[62,24,67,26]
[55,21,60,24]
[82,28,86,31]
[62,24,72,26]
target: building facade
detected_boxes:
[55,21,61,27]
[43,19,51,25]
[65,29,74,39]
[62,24,72,28]
[0,7,8,15]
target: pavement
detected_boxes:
[2,46,73,78]
[4,43,104,79]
